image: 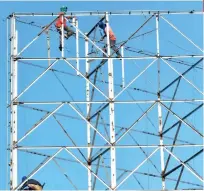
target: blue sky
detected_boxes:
[0,1,203,190]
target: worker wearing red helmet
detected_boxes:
[55,6,76,51]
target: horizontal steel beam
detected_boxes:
[17,144,204,150]
[15,55,204,61]
[12,10,203,17]
[14,100,204,105]
[19,149,203,187]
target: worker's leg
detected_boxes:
[110,40,121,57]
[102,45,107,57]
[64,26,75,38]
[56,27,62,51]
[56,27,61,35]
[100,45,108,64]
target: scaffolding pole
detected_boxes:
[74,18,79,75]
[61,14,65,57]
[121,46,125,88]
[12,10,203,17]
[7,10,203,191]
[45,29,51,66]
[106,12,117,189]
[15,55,204,61]
[85,34,92,191]
[156,14,165,190]
[10,14,18,190]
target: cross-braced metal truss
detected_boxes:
[7,10,204,190]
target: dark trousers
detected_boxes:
[101,40,121,64]
[110,40,121,57]
[56,26,75,47]
[103,40,121,57]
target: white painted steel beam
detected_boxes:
[106,12,117,189]
[156,14,165,190]
[10,14,18,190]
[15,55,204,61]
[85,34,92,191]
[14,99,204,104]
[75,18,80,75]
[13,11,203,17]
[17,144,204,150]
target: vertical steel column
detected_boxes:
[106,12,117,189]
[85,34,92,191]
[10,14,18,190]
[46,29,51,66]
[6,18,9,190]
[74,18,80,75]
[61,14,65,57]
[156,14,165,190]
[121,46,125,88]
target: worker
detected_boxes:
[55,6,76,51]
[98,21,121,58]
[20,176,44,190]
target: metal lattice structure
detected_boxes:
[7,10,204,190]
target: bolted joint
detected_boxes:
[9,36,14,41]
[85,72,89,78]
[159,131,163,137]
[161,170,165,178]
[13,101,20,105]
[155,54,160,58]
[109,98,114,103]
[13,141,18,146]
[13,56,20,61]
[86,117,90,122]
[10,159,13,166]
[87,160,91,166]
